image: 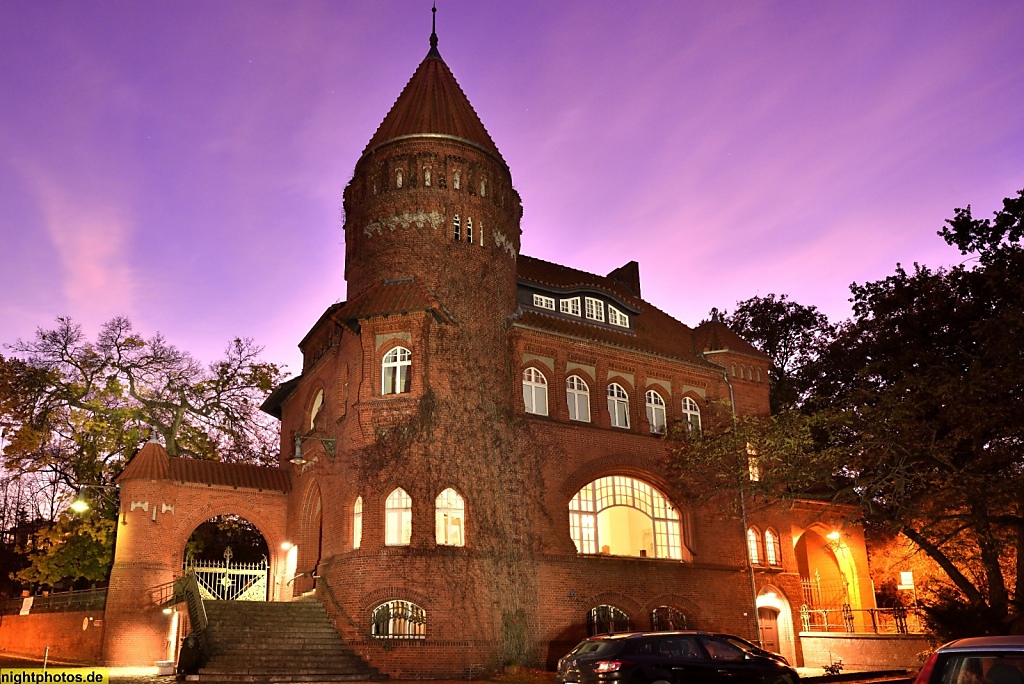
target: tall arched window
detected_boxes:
[382,347,412,395]
[353,496,363,549]
[566,375,591,423]
[588,605,631,636]
[371,600,426,639]
[385,488,412,546]
[650,605,690,631]
[435,488,465,547]
[569,476,685,560]
[309,389,324,430]
[747,527,762,565]
[765,528,782,566]
[682,397,701,432]
[607,383,630,428]
[522,367,548,416]
[645,390,666,434]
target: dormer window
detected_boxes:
[585,297,605,322]
[533,294,555,310]
[608,305,629,328]
[560,297,581,317]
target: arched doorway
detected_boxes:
[756,587,796,666]
[795,528,862,609]
[291,481,322,597]
[184,514,270,601]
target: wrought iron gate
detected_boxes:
[184,548,268,601]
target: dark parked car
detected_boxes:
[712,634,790,666]
[913,636,1024,684]
[556,632,799,684]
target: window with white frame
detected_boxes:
[608,305,629,328]
[385,488,412,546]
[560,297,581,317]
[466,217,473,243]
[747,527,762,564]
[309,389,324,430]
[585,297,605,322]
[353,496,363,549]
[607,383,630,428]
[681,397,701,432]
[645,390,667,434]
[453,214,461,240]
[522,367,549,416]
[566,375,591,422]
[435,488,465,547]
[533,294,556,310]
[371,600,426,639]
[382,347,412,395]
[569,475,684,560]
[765,528,781,566]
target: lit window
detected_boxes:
[477,220,483,246]
[585,297,605,322]
[682,397,701,432]
[747,527,761,565]
[607,383,629,428]
[466,217,473,243]
[453,214,461,241]
[748,455,761,482]
[371,600,425,639]
[382,347,412,395]
[435,488,465,547]
[765,529,781,566]
[533,294,556,310]
[570,476,684,560]
[522,368,548,416]
[560,297,581,317]
[608,305,629,328]
[385,488,412,546]
[396,170,403,189]
[453,171,461,190]
[480,180,486,197]
[353,496,363,549]
[423,168,431,187]
[645,390,666,434]
[309,389,324,430]
[566,375,591,423]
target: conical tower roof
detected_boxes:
[362,13,504,164]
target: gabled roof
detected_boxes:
[117,441,291,493]
[692,320,770,361]
[516,255,763,366]
[362,36,504,164]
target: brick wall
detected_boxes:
[0,611,105,664]
[800,633,932,670]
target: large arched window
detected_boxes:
[435,488,465,547]
[569,476,684,560]
[645,390,666,434]
[650,605,691,631]
[385,488,412,546]
[382,347,412,395]
[566,375,591,422]
[765,528,782,567]
[371,600,426,639]
[309,389,324,430]
[522,367,548,416]
[588,605,631,636]
[607,383,630,428]
[682,397,701,432]
[353,496,363,549]
[747,527,762,565]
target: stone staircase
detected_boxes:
[192,600,386,683]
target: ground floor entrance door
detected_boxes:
[758,607,780,653]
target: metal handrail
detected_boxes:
[176,568,209,671]
[316,573,392,649]
[800,604,925,634]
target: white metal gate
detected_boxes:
[184,548,268,601]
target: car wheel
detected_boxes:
[648,679,671,684]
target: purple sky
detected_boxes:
[2,2,1022,375]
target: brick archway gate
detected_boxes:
[102,440,291,667]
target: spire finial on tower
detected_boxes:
[428,3,440,56]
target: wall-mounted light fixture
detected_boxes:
[69,484,119,513]
[292,433,336,465]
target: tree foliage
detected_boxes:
[675,189,1024,636]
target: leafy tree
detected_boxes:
[1,317,283,588]
[674,189,1024,637]
[708,295,835,412]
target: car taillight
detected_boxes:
[913,652,940,684]
[594,661,623,673]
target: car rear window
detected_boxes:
[567,639,623,657]
[940,655,1024,684]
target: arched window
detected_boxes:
[645,390,666,434]
[765,528,782,566]
[309,389,324,430]
[435,488,465,547]
[607,383,630,428]
[371,600,426,639]
[569,476,684,560]
[423,168,431,187]
[385,488,412,546]
[453,171,461,190]
[650,605,690,631]
[395,170,403,189]
[747,527,762,565]
[353,496,363,549]
[682,397,701,432]
[588,605,631,636]
[382,347,412,395]
[522,367,548,416]
[566,375,591,423]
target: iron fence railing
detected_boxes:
[0,588,107,616]
[800,604,926,634]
